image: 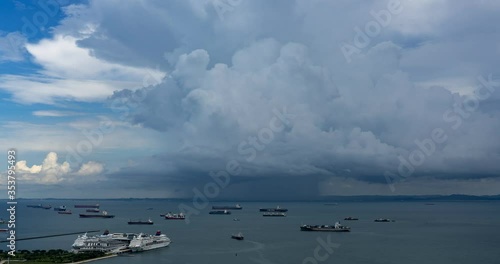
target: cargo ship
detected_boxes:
[79,211,115,218]
[263,212,286,217]
[212,204,242,210]
[74,204,100,209]
[300,222,350,232]
[209,210,231,215]
[128,219,154,225]
[259,206,288,212]
[163,212,186,220]
[27,204,52,209]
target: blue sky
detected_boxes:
[1,0,500,199]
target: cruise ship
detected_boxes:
[72,231,136,253]
[129,231,171,252]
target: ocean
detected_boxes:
[1,199,499,263]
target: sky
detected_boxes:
[0,0,499,199]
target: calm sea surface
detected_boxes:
[1,200,499,263]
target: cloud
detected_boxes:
[32,110,83,117]
[12,152,103,184]
[2,0,500,197]
[0,34,165,104]
[76,161,104,176]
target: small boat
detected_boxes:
[344,217,359,220]
[263,212,286,217]
[374,218,395,222]
[58,210,72,214]
[79,211,115,218]
[74,204,100,209]
[27,204,52,209]
[209,210,231,215]
[212,204,242,210]
[54,205,67,211]
[0,228,8,232]
[231,232,244,240]
[233,218,240,221]
[259,206,288,212]
[86,208,100,213]
[128,219,154,225]
[300,222,350,232]
[164,212,186,220]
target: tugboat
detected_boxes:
[128,219,154,225]
[263,212,286,217]
[79,210,115,218]
[212,204,242,210]
[300,222,351,232]
[374,218,395,222]
[259,206,288,212]
[164,212,186,220]
[209,210,231,215]
[54,205,67,212]
[344,217,359,220]
[231,232,244,240]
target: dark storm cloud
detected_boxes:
[57,0,500,196]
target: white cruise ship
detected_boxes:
[129,231,171,252]
[72,230,136,253]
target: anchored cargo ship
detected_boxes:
[212,204,242,210]
[74,204,100,209]
[259,206,288,212]
[79,211,115,218]
[300,222,351,232]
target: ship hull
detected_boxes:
[259,208,288,212]
[79,214,115,218]
[128,222,154,225]
[74,204,100,208]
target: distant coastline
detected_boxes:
[3,194,500,202]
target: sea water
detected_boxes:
[1,199,499,263]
